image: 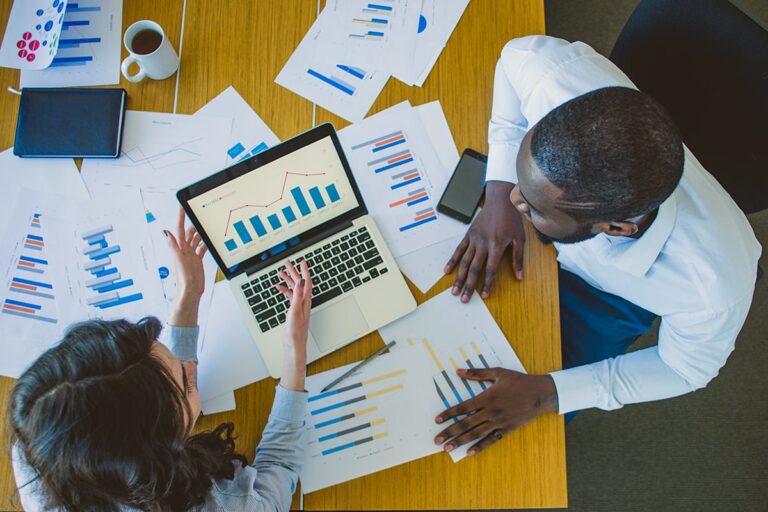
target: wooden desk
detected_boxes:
[0,0,566,509]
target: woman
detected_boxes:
[10,209,312,511]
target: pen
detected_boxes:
[321,340,397,392]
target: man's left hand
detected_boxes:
[434,368,559,456]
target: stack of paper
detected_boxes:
[276,0,471,121]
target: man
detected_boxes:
[434,36,761,456]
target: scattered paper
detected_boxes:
[381,288,526,462]
[393,0,471,86]
[338,101,464,258]
[195,86,280,166]
[202,391,237,415]
[81,110,232,195]
[0,0,68,70]
[20,0,123,87]
[196,281,270,403]
[275,8,390,123]
[0,148,89,221]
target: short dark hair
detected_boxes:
[10,318,247,512]
[530,86,684,222]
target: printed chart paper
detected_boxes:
[81,111,232,195]
[276,8,389,123]
[0,0,68,70]
[381,288,526,461]
[338,102,464,258]
[20,0,123,87]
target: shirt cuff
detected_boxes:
[549,365,600,414]
[270,385,308,422]
[485,142,520,184]
[163,325,199,363]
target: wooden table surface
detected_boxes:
[0,1,566,510]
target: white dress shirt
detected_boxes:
[487,36,762,414]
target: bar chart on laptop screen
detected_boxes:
[187,137,359,269]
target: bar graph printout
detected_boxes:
[338,102,465,257]
[300,349,442,493]
[18,188,166,325]
[0,208,62,378]
[275,7,389,123]
[20,0,123,87]
[379,288,527,461]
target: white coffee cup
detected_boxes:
[121,20,179,83]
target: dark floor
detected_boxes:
[533,1,768,511]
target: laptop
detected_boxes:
[177,123,416,377]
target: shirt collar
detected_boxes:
[598,192,678,277]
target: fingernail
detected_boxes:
[436,417,443,424]
[452,287,459,295]
[444,265,450,273]
[517,270,524,279]
[468,450,476,456]
[462,295,469,303]
[435,436,443,444]
[298,279,305,287]
[445,444,453,452]
[481,292,489,299]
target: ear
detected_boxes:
[593,220,639,238]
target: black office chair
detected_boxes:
[610,0,768,215]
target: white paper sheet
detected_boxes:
[0,188,168,377]
[394,100,465,293]
[275,8,390,123]
[20,0,123,87]
[392,0,471,86]
[197,280,270,403]
[202,391,237,415]
[315,0,422,73]
[0,0,68,70]
[380,288,526,461]
[300,348,442,493]
[194,86,280,166]
[81,111,232,195]
[338,101,464,258]
[0,148,89,221]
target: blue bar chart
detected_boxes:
[223,182,343,252]
[306,65,370,97]
[81,225,144,310]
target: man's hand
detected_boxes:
[445,181,525,303]
[434,368,558,456]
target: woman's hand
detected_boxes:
[164,208,208,327]
[275,260,312,391]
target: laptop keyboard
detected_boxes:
[240,226,390,334]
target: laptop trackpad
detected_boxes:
[310,297,368,353]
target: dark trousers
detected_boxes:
[558,267,658,422]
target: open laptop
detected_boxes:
[177,123,416,377]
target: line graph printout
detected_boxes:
[187,136,359,269]
[300,349,441,493]
[338,102,464,257]
[380,288,526,461]
[81,111,232,195]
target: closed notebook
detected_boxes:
[14,88,127,158]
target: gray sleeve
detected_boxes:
[249,385,308,511]
[158,324,199,364]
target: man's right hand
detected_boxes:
[444,181,525,302]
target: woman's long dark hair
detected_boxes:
[9,317,248,511]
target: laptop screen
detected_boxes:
[186,134,360,273]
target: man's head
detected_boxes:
[511,86,684,244]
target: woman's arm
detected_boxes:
[246,260,312,510]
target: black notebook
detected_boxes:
[14,88,127,158]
